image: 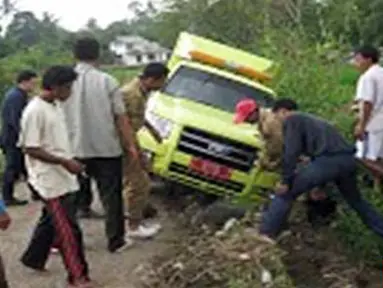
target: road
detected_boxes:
[1,182,177,288]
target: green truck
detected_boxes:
[138,32,280,202]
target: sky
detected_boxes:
[5,0,146,31]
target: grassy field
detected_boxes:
[102,66,142,83]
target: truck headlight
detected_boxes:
[145,112,174,139]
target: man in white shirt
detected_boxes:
[352,46,383,179]
[19,66,92,288]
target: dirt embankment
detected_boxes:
[2,181,382,288]
[136,188,382,288]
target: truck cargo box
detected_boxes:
[168,32,275,83]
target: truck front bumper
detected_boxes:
[138,127,280,201]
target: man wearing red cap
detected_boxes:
[233,98,285,171]
[233,98,337,227]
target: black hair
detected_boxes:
[17,70,37,83]
[355,45,380,63]
[42,65,77,91]
[141,62,169,79]
[272,98,299,112]
[73,37,100,61]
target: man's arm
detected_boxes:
[8,94,25,134]
[106,75,140,159]
[359,101,373,131]
[24,147,66,164]
[1,93,24,138]
[115,114,139,159]
[23,147,84,175]
[281,117,303,187]
[355,75,375,139]
[144,120,162,143]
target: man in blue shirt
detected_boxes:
[0,199,12,287]
[260,99,383,239]
[0,70,37,206]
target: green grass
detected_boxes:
[334,185,383,266]
[263,40,383,266]
[102,66,142,83]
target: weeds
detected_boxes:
[266,38,383,266]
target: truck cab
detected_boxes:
[138,32,280,202]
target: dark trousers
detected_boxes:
[77,157,125,251]
[260,154,383,238]
[21,193,89,284]
[2,147,26,200]
[0,254,8,288]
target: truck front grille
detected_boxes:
[177,126,257,172]
[169,163,244,193]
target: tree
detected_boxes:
[86,18,100,32]
[39,12,62,43]
[124,0,369,49]
[1,0,15,15]
[5,11,41,48]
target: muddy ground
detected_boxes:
[1,181,383,288]
[280,212,383,288]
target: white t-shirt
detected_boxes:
[18,97,79,199]
[355,64,383,133]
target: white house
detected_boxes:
[109,35,171,67]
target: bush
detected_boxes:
[0,44,73,96]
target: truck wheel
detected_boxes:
[158,182,197,212]
[192,200,247,230]
[150,177,167,193]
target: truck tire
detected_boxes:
[192,200,247,230]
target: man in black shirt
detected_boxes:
[0,70,37,206]
[260,99,383,238]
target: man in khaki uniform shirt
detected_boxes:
[257,107,284,170]
[234,98,284,171]
[121,63,169,239]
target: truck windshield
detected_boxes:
[162,66,275,112]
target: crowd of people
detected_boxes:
[0,37,169,287]
[0,37,382,287]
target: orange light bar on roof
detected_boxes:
[188,50,272,82]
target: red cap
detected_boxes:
[233,99,258,124]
